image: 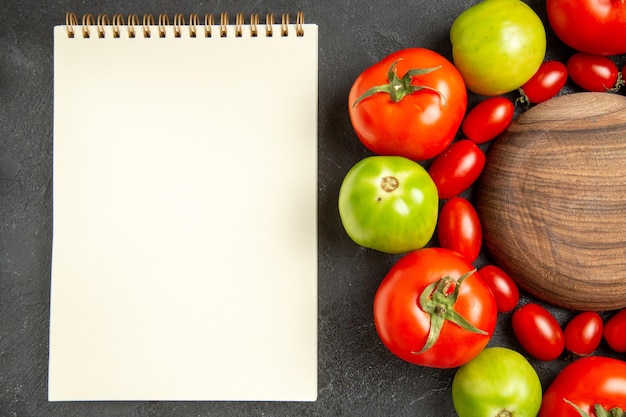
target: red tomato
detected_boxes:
[547,0,626,56]
[539,356,626,417]
[428,139,485,199]
[604,308,626,352]
[518,60,568,104]
[566,52,622,92]
[563,311,603,356]
[373,247,497,368]
[437,197,482,263]
[512,303,564,361]
[348,48,467,161]
[477,265,520,313]
[461,97,514,144]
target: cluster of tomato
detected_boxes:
[337,0,626,416]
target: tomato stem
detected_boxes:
[565,398,626,417]
[413,269,487,354]
[607,71,625,93]
[352,59,447,108]
[515,88,531,109]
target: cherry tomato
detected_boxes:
[563,311,603,356]
[539,356,626,417]
[461,97,514,144]
[348,48,468,160]
[518,60,568,104]
[477,265,520,313]
[547,0,626,56]
[437,197,482,263]
[566,52,622,92]
[512,303,564,361]
[604,308,626,353]
[428,139,485,200]
[373,247,497,368]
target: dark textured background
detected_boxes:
[1,0,625,416]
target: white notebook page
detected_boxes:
[49,17,318,401]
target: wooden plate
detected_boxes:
[476,92,626,311]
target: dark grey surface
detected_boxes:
[2,0,625,416]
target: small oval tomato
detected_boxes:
[518,60,568,104]
[452,347,543,417]
[566,52,622,92]
[512,303,564,361]
[428,139,485,200]
[348,48,467,161]
[373,247,497,368]
[604,308,626,352]
[539,356,626,417]
[462,97,514,144]
[477,265,520,313]
[437,197,482,262]
[450,0,546,95]
[563,311,603,356]
[338,156,439,254]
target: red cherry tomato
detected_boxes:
[563,311,603,356]
[477,265,520,313]
[518,60,568,104]
[461,97,514,144]
[428,139,485,200]
[604,308,626,353]
[512,303,564,361]
[566,52,622,92]
[437,197,482,263]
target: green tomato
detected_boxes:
[452,347,542,417]
[450,0,546,96]
[338,156,438,254]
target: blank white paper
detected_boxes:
[49,19,318,401]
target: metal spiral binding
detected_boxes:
[64,12,305,39]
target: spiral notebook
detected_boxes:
[49,12,318,401]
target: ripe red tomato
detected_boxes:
[547,0,626,56]
[461,97,514,144]
[477,265,520,313]
[566,52,622,92]
[348,48,467,161]
[512,303,564,361]
[604,308,626,352]
[437,197,482,263]
[427,139,485,200]
[563,311,603,356]
[373,247,497,368]
[518,60,568,104]
[539,356,626,417]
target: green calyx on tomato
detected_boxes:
[352,60,445,107]
[416,269,487,353]
[565,399,626,417]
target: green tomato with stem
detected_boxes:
[338,156,438,254]
[450,0,547,96]
[452,347,542,417]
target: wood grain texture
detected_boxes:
[477,92,626,311]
